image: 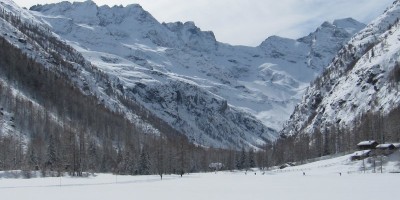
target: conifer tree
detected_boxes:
[138,149,151,175]
[248,149,256,168]
[46,134,57,171]
[238,148,247,170]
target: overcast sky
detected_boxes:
[13,0,394,46]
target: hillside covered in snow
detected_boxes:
[282,0,400,138]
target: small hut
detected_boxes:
[376,144,396,155]
[392,143,400,149]
[357,140,378,150]
[350,150,371,161]
[376,144,395,150]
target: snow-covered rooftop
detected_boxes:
[352,150,371,156]
[392,143,400,148]
[357,141,378,146]
[376,144,395,149]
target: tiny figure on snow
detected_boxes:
[339,172,342,176]
[303,172,305,176]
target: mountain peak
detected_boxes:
[315,18,365,35]
[163,21,198,31]
[75,0,96,6]
[258,35,297,50]
[333,17,361,26]
[30,0,157,27]
[30,0,98,25]
[264,35,290,41]
[333,18,366,35]
[163,21,217,51]
[298,18,365,44]
[320,21,334,28]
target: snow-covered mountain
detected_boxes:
[282,0,400,136]
[24,0,365,148]
[0,0,164,137]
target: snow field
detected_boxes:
[1,172,398,200]
[1,152,399,200]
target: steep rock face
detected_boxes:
[163,21,217,52]
[28,0,364,148]
[130,79,273,148]
[282,0,400,136]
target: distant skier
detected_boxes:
[339,172,342,176]
[303,172,305,176]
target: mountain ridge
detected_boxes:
[26,0,366,148]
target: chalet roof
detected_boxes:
[393,143,400,148]
[352,150,371,157]
[357,140,378,146]
[376,144,395,149]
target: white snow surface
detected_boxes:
[1,151,399,200]
[13,0,364,148]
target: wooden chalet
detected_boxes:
[357,140,378,150]
[350,150,371,161]
[393,143,400,149]
[351,140,400,162]
[376,144,396,155]
[376,144,395,150]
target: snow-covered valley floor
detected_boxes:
[1,152,399,200]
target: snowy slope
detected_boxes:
[282,0,400,135]
[273,150,400,175]
[24,0,366,148]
